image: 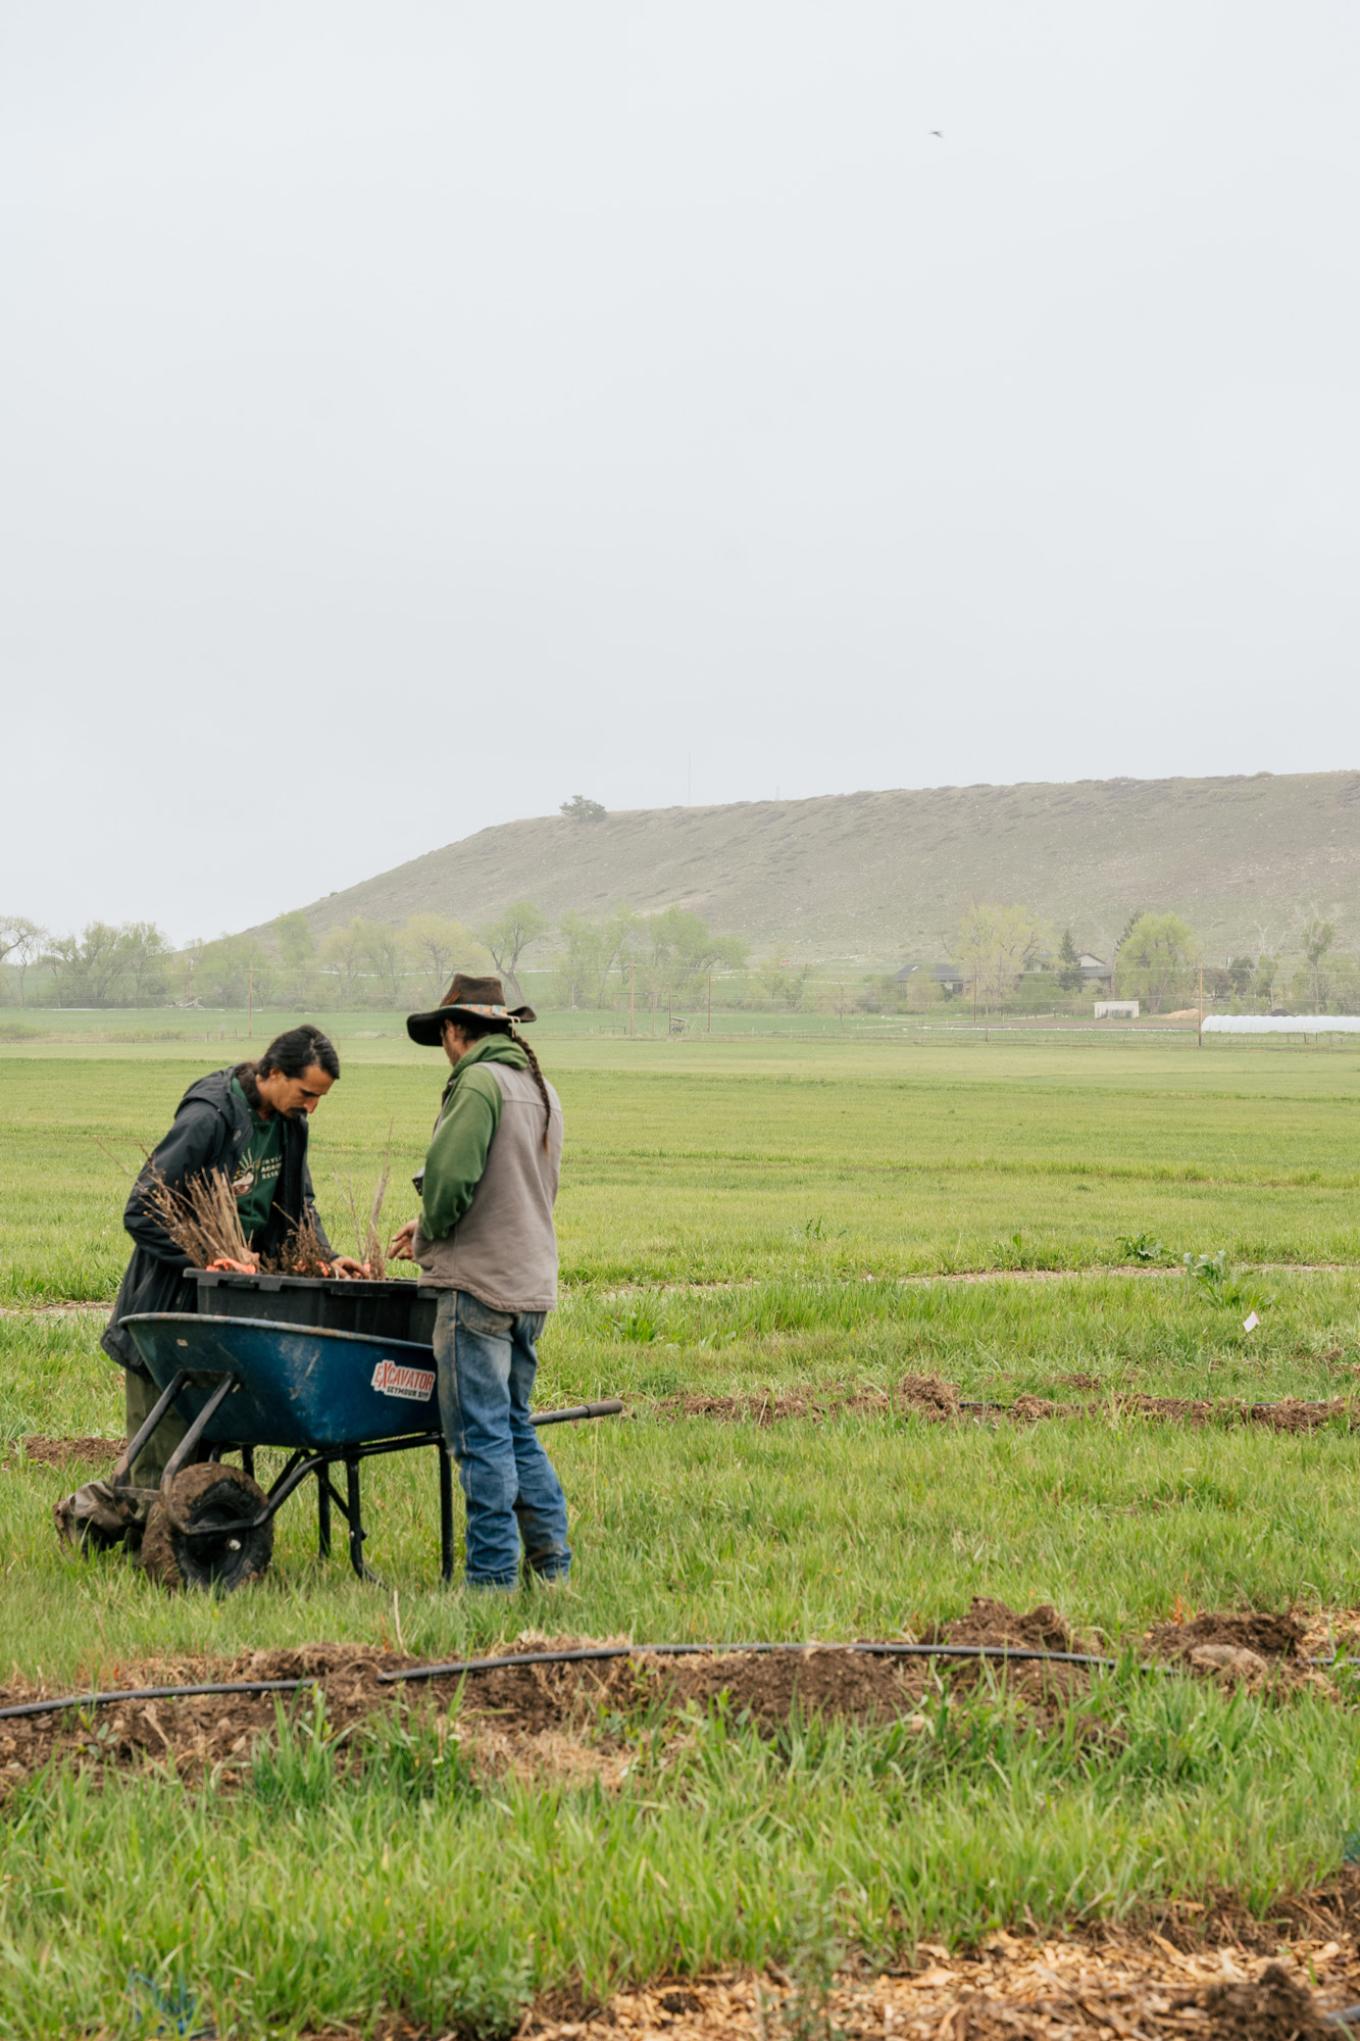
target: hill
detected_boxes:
[271,772,1360,963]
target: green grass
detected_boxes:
[4,1673,1358,2040]
[4,1022,1360,2033]
[5,1024,1360,1302]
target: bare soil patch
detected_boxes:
[5,1434,119,1467]
[0,1641,942,1794]
[1148,1611,1306,1661]
[5,1597,1354,1796]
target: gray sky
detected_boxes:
[3,2,1358,945]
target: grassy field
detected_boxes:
[2,1018,1360,2036]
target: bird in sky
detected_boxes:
[930,129,943,138]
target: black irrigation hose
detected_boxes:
[377,1640,1135,1684]
[10,1638,1360,1722]
[0,1677,326,1724]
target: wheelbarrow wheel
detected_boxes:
[140,1462,272,1592]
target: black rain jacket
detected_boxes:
[101,1066,333,1369]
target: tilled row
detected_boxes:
[657,1375,1359,1432]
[0,1599,1349,1794]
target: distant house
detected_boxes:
[892,961,964,994]
[1079,953,1114,987]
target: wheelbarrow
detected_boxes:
[113,1311,622,1591]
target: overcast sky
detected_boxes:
[3,3,1358,945]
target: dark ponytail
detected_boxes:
[449,1013,553,1150]
[511,1028,554,1152]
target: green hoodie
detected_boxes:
[419,1037,530,1242]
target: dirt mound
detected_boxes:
[7,1435,119,1467]
[1249,1399,1350,1434]
[1148,1611,1306,1662]
[1202,1962,1335,2041]
[659,1649,931,1727]
[896,1372,963,1417]
[1119,1397,1352,1434]
[932,1597,1085,1654]
[401,1647,936,1737]
[1009,1394,1069,1422]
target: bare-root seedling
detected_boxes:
[142,1166,252,1269]
[344,1158,392,1280]
[271,1204,335,1278]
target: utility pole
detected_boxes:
[707,972,712,1033]
[247,965,254,1039]
[1197,961,1204,1050]
[628,961,636,1038]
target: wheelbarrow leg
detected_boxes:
[438,1441,455,1584]
[162,1375,238,1487]
[345,1455,367,1579]
[317,1466,332,1558]
[110,1369,192,1490]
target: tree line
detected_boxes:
[2,901,1355,1016]
[0,903,747,1012]
[866,906,1357,1016]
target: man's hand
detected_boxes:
[206,1255,259,1275]
[388,1219,418,1262]
[328,1256,368,1280]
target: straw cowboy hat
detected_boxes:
[405,973,537,1047]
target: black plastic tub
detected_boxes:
[185,1270,439,1347]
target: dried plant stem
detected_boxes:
[142,1166,253,1268]
[343,1158,392,1279]
[271,1204,334,1278]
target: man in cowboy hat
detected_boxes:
[390,973,570,1588]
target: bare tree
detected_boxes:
[403,914,486,1001]
[480,900,548,999]
[1301,916,1337,1010]
[955,903,1051,1010]
[0,916,46,1005]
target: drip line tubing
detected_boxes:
[0,1677,333,1724]
[377,1640,1135,1684]
[6,1639,1357,1723]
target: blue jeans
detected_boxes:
[432,1290,571,1588]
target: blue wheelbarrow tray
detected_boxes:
[121,1312,439,1450]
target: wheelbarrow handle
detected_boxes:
[531,1398,624,1427]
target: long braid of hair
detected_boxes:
[511,1027,554,1150]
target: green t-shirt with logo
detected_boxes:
[229,1078,284,1244]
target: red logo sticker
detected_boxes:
[371,1357,436,1401]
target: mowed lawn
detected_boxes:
[3,1021,1360,2037]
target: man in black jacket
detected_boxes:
[58,1024,360,1543]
